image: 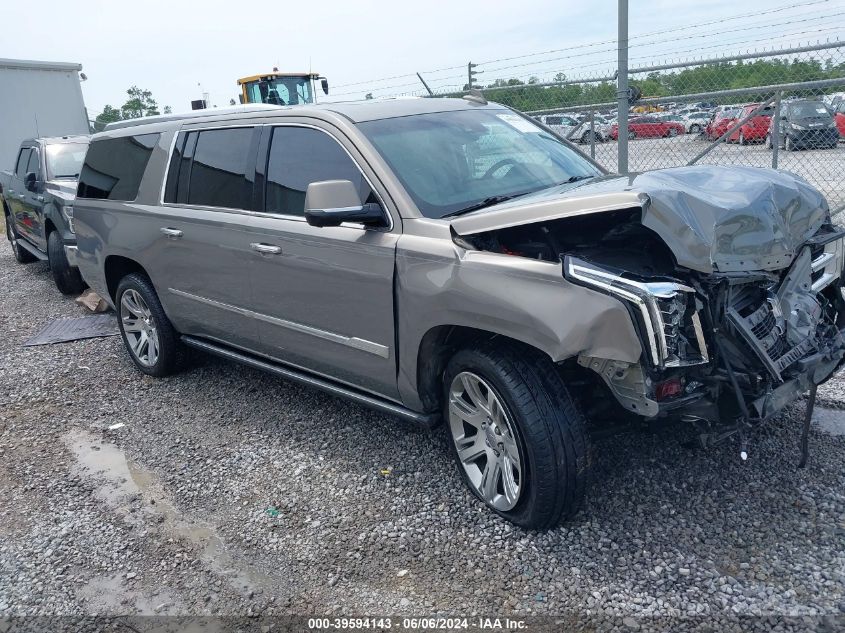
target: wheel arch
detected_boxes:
[104,255,149,302]
[415,325,556,414]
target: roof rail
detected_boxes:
[104,104,283,131]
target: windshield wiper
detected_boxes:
[560,174,594,184]
[53,173,79,179]
[443,194,527,218]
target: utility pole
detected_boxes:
[467,62,481,90]
[617,0,629,174]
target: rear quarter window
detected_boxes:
[77,133,160,201]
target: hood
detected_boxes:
[450,166,829,274]
[45,179,78,203]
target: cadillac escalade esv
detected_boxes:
[73,99,845,529]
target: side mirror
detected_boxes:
[304,180,385,228]
[320,78,329,95]
[24,172,39,192]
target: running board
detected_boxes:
[15,238,48,260]
[181,335,439,428]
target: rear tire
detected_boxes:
[116,273,188,377]
[443,342,590,530]
[47,231,85,295]
[5,213,37,264]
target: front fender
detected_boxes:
[395,242,643,411]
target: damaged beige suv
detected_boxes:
[73,98,845,529]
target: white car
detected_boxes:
[536,114,611,143]
[683,112,712,134]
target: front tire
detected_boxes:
[116,273,188,377]
[443,342,590,529]
[47,231,85,295]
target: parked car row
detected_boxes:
[538,96,845,150]
[4,97,845,530]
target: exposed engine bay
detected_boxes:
[455,204,845,450]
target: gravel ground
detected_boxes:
[2,218,845,631]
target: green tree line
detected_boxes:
[452,57,845,112]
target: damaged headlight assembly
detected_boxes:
[564,256,709,368]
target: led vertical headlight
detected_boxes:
[564,255,708,368]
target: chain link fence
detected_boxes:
[489,42,845,213]
[341,40,845,214]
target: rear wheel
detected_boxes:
[5,213,36,264]
[47,231,85,295]
[116,273,188,377]
[628,130,636,140]
[443,342,590,529]
[667,127,679,137]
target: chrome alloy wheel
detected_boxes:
[120,289,160,367]
[448,372,523,511]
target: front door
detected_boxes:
[247,124,399,400]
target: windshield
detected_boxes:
[789,102,831,119]
[358,109,603,219]
[46,142,88,179]
[248,76,313,105]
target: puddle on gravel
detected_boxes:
[813,407,845,436]
[64,429,274,598]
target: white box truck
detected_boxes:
[0,58,89,170]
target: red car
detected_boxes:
[728,103,774,144]
[705,109,740,141]
[835,101,845,139]
[609,116,685,139]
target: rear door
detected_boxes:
[246,123,400,399]
[153,126,261,351]
[8,147,31,240]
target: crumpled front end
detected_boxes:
[449,165,845,434]
[565,224,845,427]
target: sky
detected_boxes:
[1,0,842,119]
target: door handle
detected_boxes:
[17,194,25,199]
[160,227,183,239]
[36,195,45,202]
[250,242,282,255]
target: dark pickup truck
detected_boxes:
[2,135,89,294]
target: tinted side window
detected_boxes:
[163,131,198,204]
[77,133,160,200]
[186,128,254,209]
[15,149,31,178]
[265,127,371,216]
[25,150,40,176]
